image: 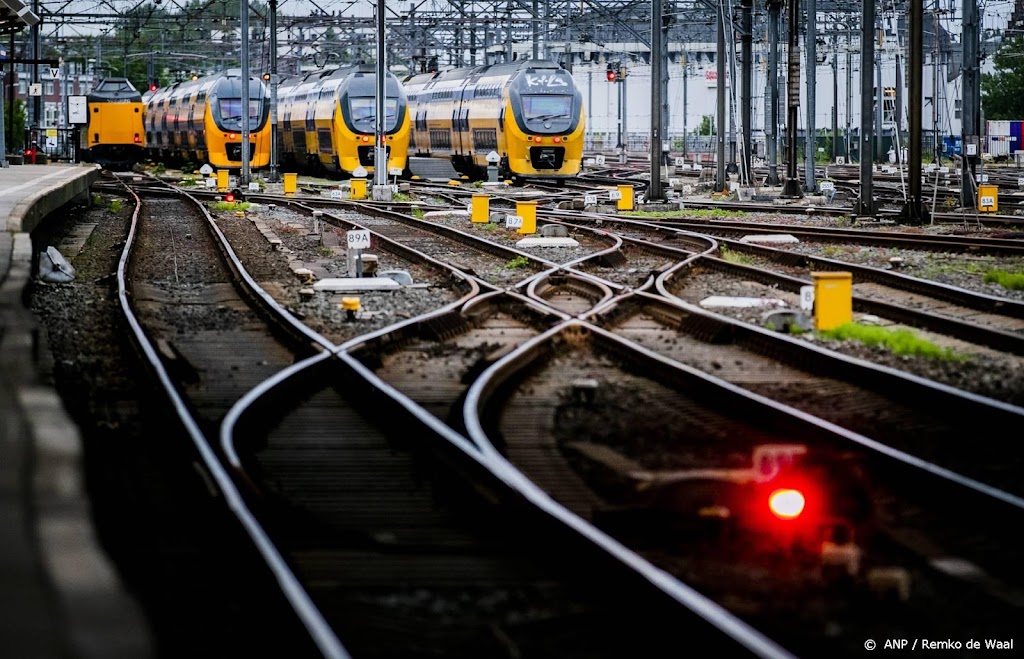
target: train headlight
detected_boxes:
[553,136,562,144]
[134,134,141,143]
[229,133,237,140]
[360,135,370,142]
[532,136,542,143]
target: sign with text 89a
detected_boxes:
[347,229,372,250]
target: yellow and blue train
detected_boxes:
[276,64,410,177]
[143,69,272,170]
[78,77,147,171]
[402,59,585,183]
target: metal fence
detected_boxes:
[22,126,79,163]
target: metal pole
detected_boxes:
[932,5,939,162]
[716,0,726,190]
[961,0,980,209]
[682,54,687,159]
[728,14,737,169]
[649,0,664,200]
[781,0,802,197]
[268,0,279,182]
[532,0,539,59]
[767,0,780,185]
[240,0,251,185]
[741,0,752,184]
[804,0,816,192]
[375,0,388,188]
[858,0,875,215]
[7,31,14,152]
[621,73,627,156]
[32,0,40,128]
[846,21,852,162]
[875,51,883,161]
[616,73,622,150]
[1,58,7,166]
[895,51,903,159]
[832,51,838,162]
[506,0,514,62]
[902,0,924,222]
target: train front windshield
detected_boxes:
[349,96,399,132]
[522,95,572,122]
[218,99,263,130]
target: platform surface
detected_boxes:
[1,163,152,658]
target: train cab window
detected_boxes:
[521,95,572,123]
[349,96,399,130]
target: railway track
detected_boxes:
[461,319,1024,659]
[546,211,1024,356]
[109,180,802,657]
[82,173,1024,657]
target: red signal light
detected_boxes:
[606,68,616,82]
[768,489,806,520]
[225,193,235,203]
[149,84,157,92]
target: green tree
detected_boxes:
[698,114,714,136]
[981,36,1024,120]
[4,99,27,150]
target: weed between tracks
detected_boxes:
[819,323,965,361]
[717,245,751,265]
[984,269,1024,291]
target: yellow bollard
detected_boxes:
[812,271,853,331]
[217,169,229,191]
[616,184,634,211]
[515,200,537,234]
[350,177,367,200]
[283,172,297,196]
[471,194,490,223]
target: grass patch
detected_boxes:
[623,208,747,219]
[983,269,1024,291]
[179,176,197,188]
[392,192,413,202]
[108,199,123,214]
[212,201,252,211]
[505,255,530,269]
[151,163,166,176]
[718,245,751,265]
[410,207,424,219]
[819,322,963,360]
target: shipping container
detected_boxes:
[986,120,1023,159]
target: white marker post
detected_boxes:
[347,229,372,277]
[800,285,815,312]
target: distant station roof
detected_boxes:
[0,0,39,34]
